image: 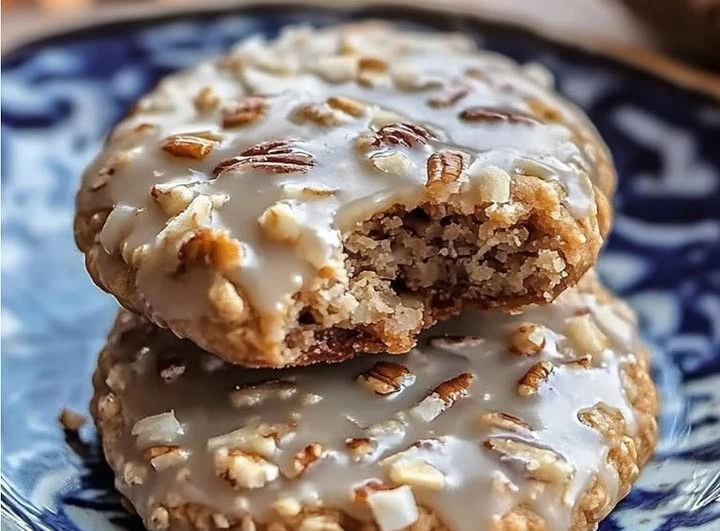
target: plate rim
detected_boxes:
[2,0,719,102]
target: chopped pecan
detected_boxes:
[459,107,539,125]
[193,86,220,112]
[222,96,267,128]
[214,448,279,489]
[288,442,324,478]
[143,445,189,471]
[565,314,608,355]
[359,57,389,72]
[517,361,554,397]
[366,122,437,149]
[426,150,465,192]
[509,323,546,356]
[387,459,445,490]
[257,202,301,244]
[345,437,377,461]
[162,132,220,159]
[484,437,574,484]
[178,228,242,272]
[357,362,416,396]
[229,379,296,407]
[428,84,470,108]
[327,96,367,117]
[410,372,475,422]
[479,411,532,432]
[292,102,342,126]
[213,140,314,176]
[352,480,395,503]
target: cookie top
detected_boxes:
[92,273,657,531]
[76,22,614,366]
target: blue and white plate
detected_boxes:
[2,3,719,530]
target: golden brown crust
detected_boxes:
[91,277,658,531]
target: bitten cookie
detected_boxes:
[76,22,615,367]
[91,272,657,531]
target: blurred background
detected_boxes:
[2,0,719,68]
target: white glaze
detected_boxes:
[77,23,608,333]
[99,274,642,531]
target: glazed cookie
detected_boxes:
[76,22,615,366]
[91,272,657,531]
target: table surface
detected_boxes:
[2,0,655,50]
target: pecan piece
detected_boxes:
[213,140,314,176]
[517,361,554,397]
[509,323,546,356]
[193,87,220,112]
[459,107,539,125]
[178,228,242,272]
[222,96,267,128]
[345,437,377,461]
[428,84,470,108]
[367,122,437,149]
[425,150,465,194]
[479,411,531,432]
[162,132,220,159]
[287,442,324,478]
[327,96,367,117]
[410,372,475,422]
[358,362,416,396]
[484,438,574,484]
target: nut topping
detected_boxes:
[161,133,220,160]
[214,448,279,489]
[345,437,377,461]
[177,228,242,272]
[484,438,574,484]
[517,361,554,397]
[257,202,301,244]
[357,362,416,396]
[213,140,314,176]
[143,445,190,471]
[425,150,465,197]
[327,96,367,117]
[509,323,546,356]
[287,442,324,478]
[468,164,512,204]
[565,314,608,356]
[410,372,475,422]
[229,379,297,407]
[363,122,437,150]
[386,459,445,490]
[428,84,470,107]
[459,107,539,125]
[366,485,419,531]
[479,411,532,433]
[222,97,268,128]
[193,86,220,112]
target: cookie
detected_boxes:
[91,271,657,531]
[76,22,615,366]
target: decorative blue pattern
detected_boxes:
[2,5,719,530]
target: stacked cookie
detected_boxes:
[75,23,658,531]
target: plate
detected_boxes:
[2,3,719,530]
